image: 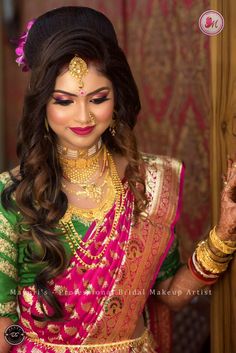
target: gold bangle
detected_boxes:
[192,252,219,278]
[209,227,236,255]
[205,240,232,263]
[208,237,229,258]
[196,241,229,274]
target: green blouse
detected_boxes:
[0,171,181,323]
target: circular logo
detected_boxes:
[199,10,224,36]
[4,324,25,345]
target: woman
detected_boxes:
[0,6,235,353]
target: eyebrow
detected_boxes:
[53,86,110,97]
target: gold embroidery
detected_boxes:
[35,302,43,314]
[22,317,32,330]
[127,239,144,260]
[104,296,123,316]
[0,258,17,279]
[81,302,92,313]
[48,324,60,334]
[64,326,77,336]
[54,285,68,295]
[22,290,33,305]
[65,303,75,313]
[26,329,156,353]
[0,238,17,262]
[34,320,47,328]
[0,301,16,314]
[32,348,43,353]
[70,310,80,319]
[42,303,49,315]
[0,171,11,185]
[16,346,27,353]
[27,331,39,339]
[0,213,18,243]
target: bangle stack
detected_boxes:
[188,227,236,285]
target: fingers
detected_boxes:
[225,156,236,184]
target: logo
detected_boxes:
[4,324,25,345]
[199,10,224,36]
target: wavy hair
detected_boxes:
[2,7,148,321]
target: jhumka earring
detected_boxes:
[109,111,118,136]
[44,118,52,141]
[45,118,49,133]
[69,55,89,88]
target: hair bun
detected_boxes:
[24,6,118,69]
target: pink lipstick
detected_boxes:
[69,126,95,136]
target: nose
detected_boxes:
[73,103,91,125]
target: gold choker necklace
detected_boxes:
[57,139,102,159]
[58,141,105,184]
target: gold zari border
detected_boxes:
[0,238,17,262]
[0,301,16,314]
[27,329,156,353]
[0,212,18,243]
[0,258,17,279]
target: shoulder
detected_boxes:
[0,166,20,191]
[0,171,12,189]
[0,170,19,228]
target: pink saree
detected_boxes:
[10,154,184,353]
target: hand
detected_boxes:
[217,157,236,241]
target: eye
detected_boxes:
[90,97,110,105]
[53,99,73,106]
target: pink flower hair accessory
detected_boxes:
[15,19,36,72]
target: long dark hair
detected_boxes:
[2,7,148,321]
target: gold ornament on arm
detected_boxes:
[68,56,89,88]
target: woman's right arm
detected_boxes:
[0,317,13,352]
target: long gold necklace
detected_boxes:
[62,168,112,205]
[60,149,125,269]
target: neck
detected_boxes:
[57,139,102,159]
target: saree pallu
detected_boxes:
[10,154,184,353]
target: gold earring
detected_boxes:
[45,118,49,133]
[109,111,118,136]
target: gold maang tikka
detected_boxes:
[69,56,89,88]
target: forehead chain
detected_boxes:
[68,56,89,88]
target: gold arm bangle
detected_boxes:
[192,252,219,278]
[205,240,232,263]
[196,241,229,274]
[209,227,236,254]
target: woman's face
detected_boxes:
[46,62,114,150]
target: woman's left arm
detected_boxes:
[157,158,236,310]
[155,266,208,311]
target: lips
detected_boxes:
[69,126,95,136]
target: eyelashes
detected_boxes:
[90,97,110,104]
[52,97,110,106]
[53,99,73,106]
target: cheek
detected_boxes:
[46,104,69,126]
[94,102,114,123]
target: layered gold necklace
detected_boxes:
[58,143,125,269]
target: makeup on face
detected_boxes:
[51,87,111,106]
[69,126,95,136]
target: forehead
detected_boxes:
[54,63,112,92]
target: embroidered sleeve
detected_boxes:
[0,173,19,323]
